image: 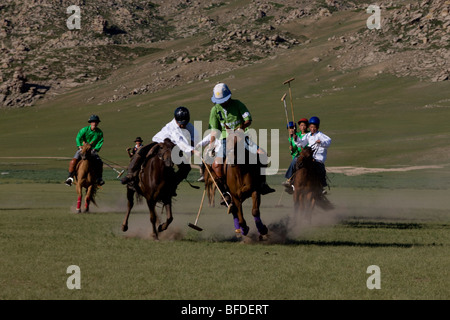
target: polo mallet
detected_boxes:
[200,157,231,209]
[103,161,125,179]
[283,77,295,122]
[188,188,206,231]
[100,156,126,179]
[281,93,292,139]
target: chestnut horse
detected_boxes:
[292,146,333,224]
[74,143,98,213]
[225,135,269,239]
[121,139,177,240]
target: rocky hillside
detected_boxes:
[0,0,449,108]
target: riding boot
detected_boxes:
[216,177,231,206]
[120,154,143,185]
[170,164,191,197]
[96,159,105,186]
[259,174,276,195]
[65,158,78,186]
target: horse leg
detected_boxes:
[122,187,135,232]
[158,202,173,232]
[236,200,249,236]
[84,186,92,213]
[147,199,159,240]
[251,191,268,239]
[76,184,82,214]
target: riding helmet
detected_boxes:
[88,114,101,123]
[287,121,296,129]
[309,116,320,126]
[297,118,309,126]
[211,83,232,104]
[174,106,190,125]
[134,137,143,143]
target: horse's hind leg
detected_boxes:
[122,187,135,232]
[251,191,268,239]
[157,202,173,233]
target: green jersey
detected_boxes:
[209,99,252,139]
[288,132,306,159]
[76,125,104,151]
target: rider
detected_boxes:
[65,114,105,187]
[293,116,331,194]
[208,83,275,205]
[120,106,199,195]
[127,137,143,158]
[282,118,309,191]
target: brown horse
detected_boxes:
[74,143,98,213]
[121,139,177,240]
[203,163,217,207]
[292,146,333,224]
[225,135,269,239]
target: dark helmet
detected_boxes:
[134,137,143,143]
[174,106,190,125]
[287,121,296,129]
[88,114,101,123]
[309,116,320,126]
[297,118,309,126]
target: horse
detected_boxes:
[292,146,334,224]
[203,162,217,207]
[121,139,177,240]
[224,134,269,239]
[74,143,98,213]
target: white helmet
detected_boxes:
[211,83,232,104]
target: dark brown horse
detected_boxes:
[225,135,269,239]
[121,139,177,240]
[292,146,333,224]
[74,143,98,213]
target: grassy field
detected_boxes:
[0,161,449,300]
[0,9,449,301]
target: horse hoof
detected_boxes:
[151,234,159,241]
[121,225,128,232]
[157,224,165,233]
[241,226,250,236]
[259,234,269,241]
[76,209,81,214]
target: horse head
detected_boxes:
[158,138,176,167]
[296,146,314,170]
[80,143,92,160]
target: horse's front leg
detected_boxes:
[251,191,268,238]
[158,201,173,232]
[122,187,135,232]
[84,186,92,213]
[147,199,159,240]
[76,184,82,214]
[233,199,249,236]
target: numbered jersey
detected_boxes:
[208,99,252,139]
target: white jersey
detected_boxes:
[295,131,331,163]
[152,119,199,154]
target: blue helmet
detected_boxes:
[309,116,320,126]
[287,121,296,129]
